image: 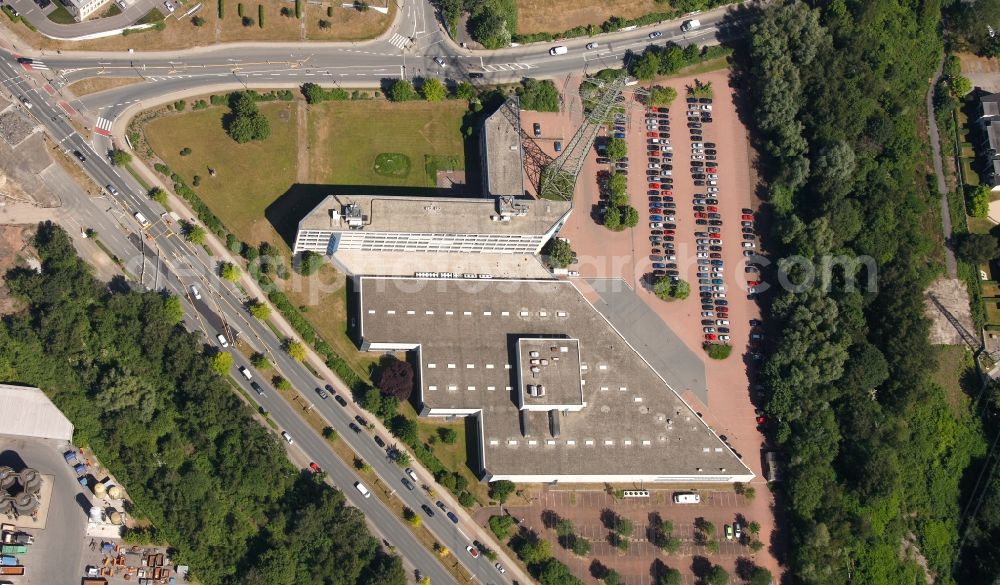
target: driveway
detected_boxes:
[6,0,163,40]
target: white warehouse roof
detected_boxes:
[0,384,74,443]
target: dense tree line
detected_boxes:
[746,2,988,583]
[0,223,402,585]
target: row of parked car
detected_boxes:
[644,105,678,279]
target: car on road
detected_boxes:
[401,477,415,491]
[406,468,418,482]
[433,56,447,68]
[466,545,480,558]
[333,393,348,406]
[374,435,386,448]
[190,284,202,299]
[349,422,362,433]
[281,431,293,444]
[316,387,329,400]
[549,45,569,55]
[421,504,436,517]
[436,500,447,511]
[250,381,265,396]
[355,414,369,427]
[216,333,229,348]
[19,96,30,109]
[239,366,252,380]
[586,42,599,50]
[355,481,371,498]
[495,562,506,574]
[649,31,663,38]
[163,0,175,11]
[106,184,120,196]
[309,462,321,473]
[73,150,87,162]
[447,511,459,524]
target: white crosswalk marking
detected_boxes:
[30,60,48,70]
[96,117,114,132]
[387,33,410,49]
[482,63,533,72]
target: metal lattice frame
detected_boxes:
[497,97,554,194]
[538,75,629,201]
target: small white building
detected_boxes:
[65,0,112,21]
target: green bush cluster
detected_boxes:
[301,82,350,104]
[629,42,731,81]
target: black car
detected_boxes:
[691,161,705,167]
[250,381,265,396]
[73,150,86,162]
[349,422,362,433]
[699,97,713,103]
[374,435,386,448]
[469,72,484,78]
[706,142,717,148]
[533,122,541,137]
[335,394,348,407]
[402,478,415,491]
[694,180,706,186]
[687,122,702,128]
[687,97,698,103]
[355,414,369,427]
[421,504,436,516]
[596,157,611,164]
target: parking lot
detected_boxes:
[554,68,778,580]
[494,487,765,585]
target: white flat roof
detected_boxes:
[0,384,74,443]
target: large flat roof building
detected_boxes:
[293,195,571,256]
[0,384,74,443]
[356,276,754,483]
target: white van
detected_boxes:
[681,19,701,32]
[549,46,568,56]
[673,492,701,504]
[355,481,372,498]
[134,211,151,228]
[239,366,252,380]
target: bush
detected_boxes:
[149,187,168,205]
[237,2,243,16]
[180,147,192,156]
[326,5,332,16]
[489,515,515,539]
[421,77,447,101]
[704,343,732,359]
[294,250,324,275]
[250,351,270,368]
[318,18,330,28]
[295,0,301,17]
[458,491,476,507]
[649,85,678,106]
[258,4,263,26]
[192,14,205,25]
[217,0,223,17]
[354,0,368,10]
[438,427,458,444]
[301,82,349,104]
[220,262,240,281]
[241,15,254,26]
[174,99,186,111]
[967,184,990,217]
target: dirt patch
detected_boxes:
[67,77,144,98]
[0,133,59,207]
[925,278,976,346]
[515,0,662,35]
[436,169,466,190]
[0,225,36,315]
[958,52,1000,93]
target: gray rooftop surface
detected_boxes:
[359,277,749,479]
[298,194,569,236]
[516,338,584,408]
[482,100,526,197]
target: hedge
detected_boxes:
[218,0,224,18]
[258,4,263,27]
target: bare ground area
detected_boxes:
[958,52,1000,92]
[515,0,663,35]
[925,278,976,346]
[67,77,144,98]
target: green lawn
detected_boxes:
[968,216,994,235]
[46,4,77,23]
[144,102,298,251]
[407,402,489,505]
[929,344,976,416]
[308,100,466,188]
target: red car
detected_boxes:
[647,132,658,137]
[747,280,761,286]
[705,334,717,341]
[694,212,707,219]
[707,206,718,212]
[662,190,673,196]
[706,167,718,173]
[756,415,768,425]
[741,214,754,221]
[663,229,676,235]
[649,183,660,189]
[309,462,322,473]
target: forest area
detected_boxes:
[0,223,404,585]
[746,1,997,584]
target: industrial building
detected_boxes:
[480,98,527,198]
[355,276,754,484]
[293,194,571,256]
[0,384,74,443]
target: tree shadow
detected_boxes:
[691,555,713,580]
[589,559,610,580]
[599,507,618,530]
[735,557,756,581]
[541,509,561,530]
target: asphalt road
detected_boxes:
[6,0,163,40]
[0,49,524,585]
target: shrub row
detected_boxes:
[151,162,227,236]
[513,11,677,44]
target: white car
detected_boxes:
[281,431,293,444]
[742,241,756,248]
[692,155,705,160]
[163,0,175,11]
[406,468,418,482]
[719,335,730,341]
[650,222,663,229]
[692,142,704,148]
[495,562,506,574]
[701,104,713,111]
[697,252,708,258]
[190,284,202,300]
[586,42,599,50]
[216,333,229,348]
[701,311,714,317]
[434,56,447,68]
[20,97,31,109]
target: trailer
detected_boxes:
[0,546,25,555]
[0,557,16,566]
[64,450,78,465]
[0,566,24,576]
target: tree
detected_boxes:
[375,355,414,400]
[388,79,418,102]
[184,224,207,245]
[283,338,306,361]
[251,352,270,369]
[517,79,560,112]
[609,172,628,204]
[110,148,132,166]
[603,206,622,231]
[518,536,552,564]
[658,567,681,585]
[654,277,689,301]
[541,238,574,269]
[488,480,516,503]
[614,517,633,537]
[273,376,292,391]
[421,78,447,101]
[248,300,271,320]
[295,250,323,276]
[632,50,660,80]
[956,232,1000,264]
[570,536,591,557]
[621,206,639,228]
[705,565,729,585]
[210,351,233,374]
[951,75,972,96]
[649,86,678,106]
[163,295,184,325]
[967,184,991,218]
[603,569,620,585]
[489,515,515,539]
[390,415,418,444]
[318,18,331,28]
[149,187,168,205]
[225,92,270,143]
[455,81,477,100]
[220,262,240,281]
[606,137,627,161]
[749,567,773,585]
[438,427,458,444]
[180,147,192,156]
[469,8,510,49]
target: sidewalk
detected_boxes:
[109,108,538,585]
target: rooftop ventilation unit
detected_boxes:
[497,195,529,218]
[343,203,364,229]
